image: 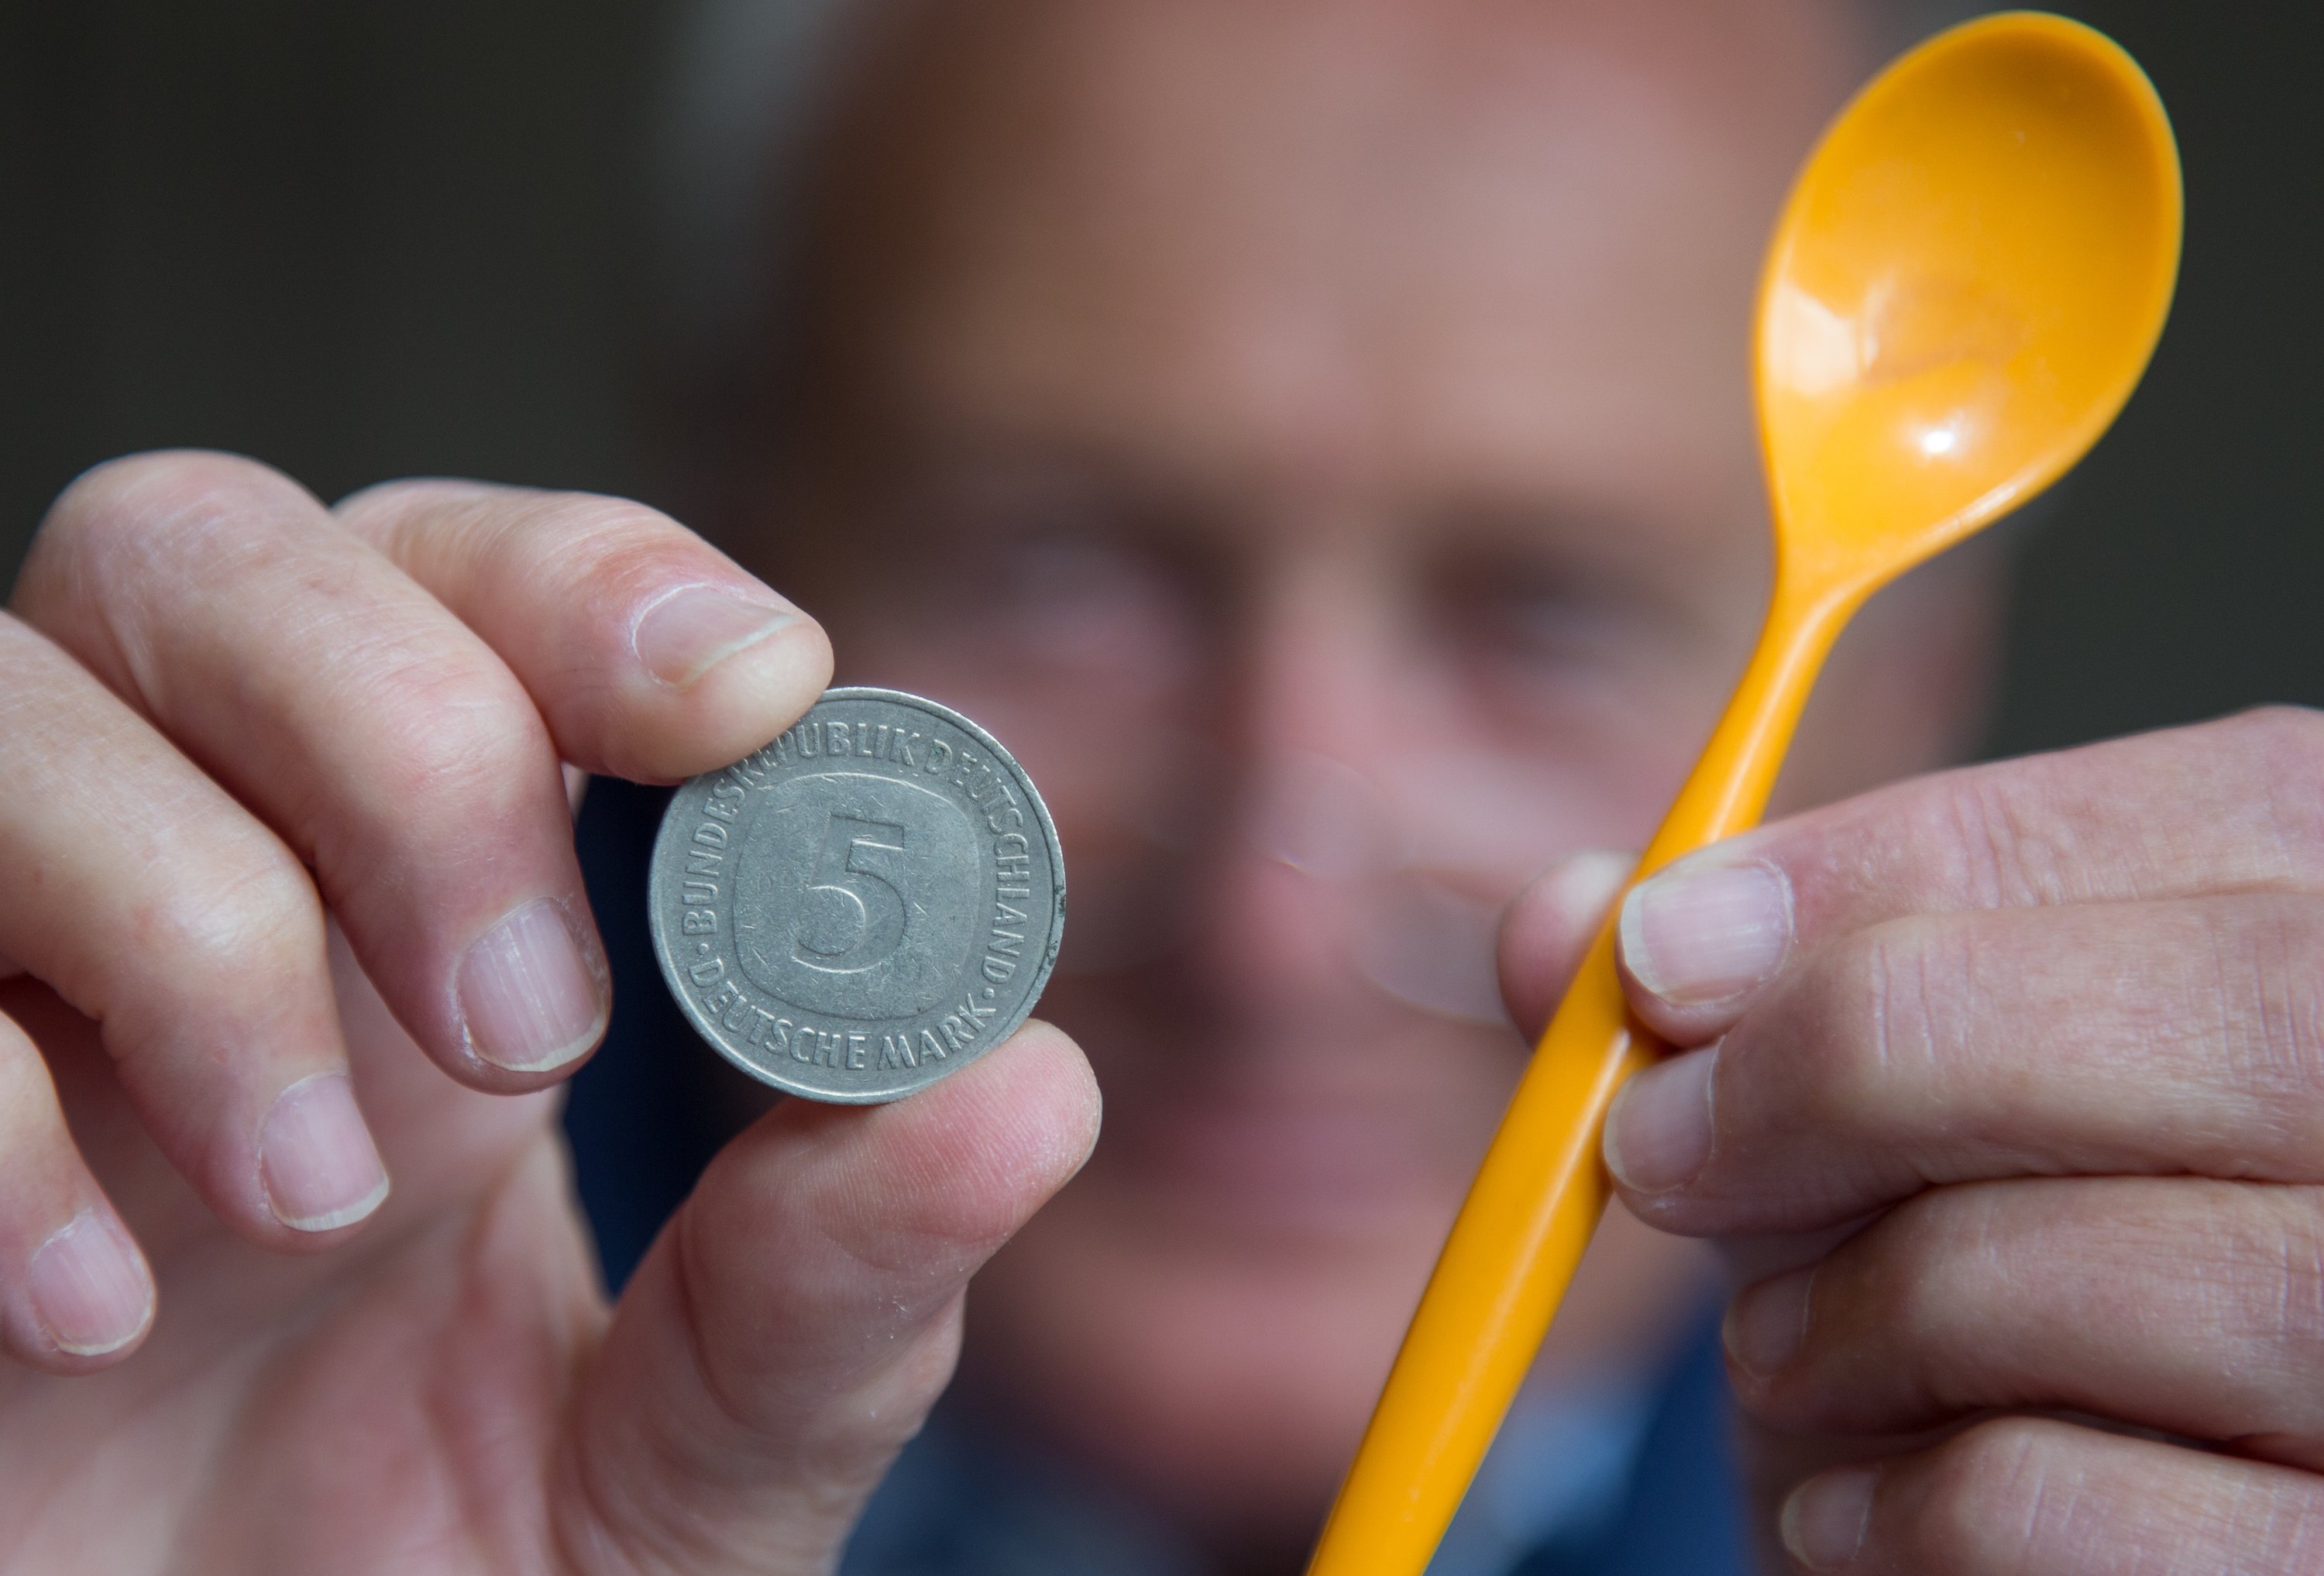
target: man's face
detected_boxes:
[746,0,1985,1547]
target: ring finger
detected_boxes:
[0,997,154,1370]
[1728,1176,2324,1468]
[0,615,380,1247]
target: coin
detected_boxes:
[648,687,1066,1102]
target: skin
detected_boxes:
[0,4,2312,1576]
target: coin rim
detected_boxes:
[648,685,1067,1104]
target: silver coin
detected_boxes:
[648,687,1065,1102]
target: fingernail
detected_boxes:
[28,1210,153,1356]
[260,1072,391,1232]
[1604,1046,1716,1194]
[1620,857,1793,1007]
[458,901,607,1072]
[634,585,796,686]
[1724,1265,1813,1379]
[1781,1466,1877,1570]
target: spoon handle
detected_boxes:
[1305,574,1862,1576]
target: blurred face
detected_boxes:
[741,0,1993,1554]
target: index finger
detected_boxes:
[336,480,833,785]
[1611,707,2324,1046]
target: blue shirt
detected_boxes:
[835,1318,1748,1576]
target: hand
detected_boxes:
[1501,709,2324,1575]
[0,452,1099,1572]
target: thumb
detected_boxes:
[551,1022,1100,1575]
[1496,850,1636,1038]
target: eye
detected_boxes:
[986,528,1164,609]
[889,466,1211,683]
[986,530,1202,676]
[1434,559,1638,671]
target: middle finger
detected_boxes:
[1604,890,2324,1234]
[14,452,607,1087]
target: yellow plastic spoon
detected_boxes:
[1306,13,2182,1575]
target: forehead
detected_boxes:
[803,0,1861,522]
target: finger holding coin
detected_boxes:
[651,689,1065,1102]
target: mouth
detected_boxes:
[1097,1066,1493,1243]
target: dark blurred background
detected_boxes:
[1,0,2316,755]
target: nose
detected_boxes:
[1188,544,1404,1012]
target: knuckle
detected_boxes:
[1755,920,1958,1121]
[348,483,720,634]
[506,493,710,609]
[1906,1416,2068,1568]
[807,1149,1034,1274]
[1914,1409,2324,1573]
[18,452,317,656]
[130,833,321,997]
[1818,1186,2023,1412]
[2199,899,2324,1138]
[2221,1186,2324,1357]
[332,476,498,531]
[332,480,520,590]
[1932,761,2069,908]
[516,490,680,548]
[2224,703,2324,777]
[2203,711,2324,883]
[33,451,305,568]
[0,1013,67,1140]
[1890,1180,2324,1397]
[1840,1187,1975,1329]
[353,656,550,818]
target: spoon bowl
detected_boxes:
[1760,11,2182,588]
[1308,15,2181,1576]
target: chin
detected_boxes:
[958,984,1525,1542]
[1105,1084,1470,1244]
[967,1176,1435,1548]
[1048,972,1525,1242]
